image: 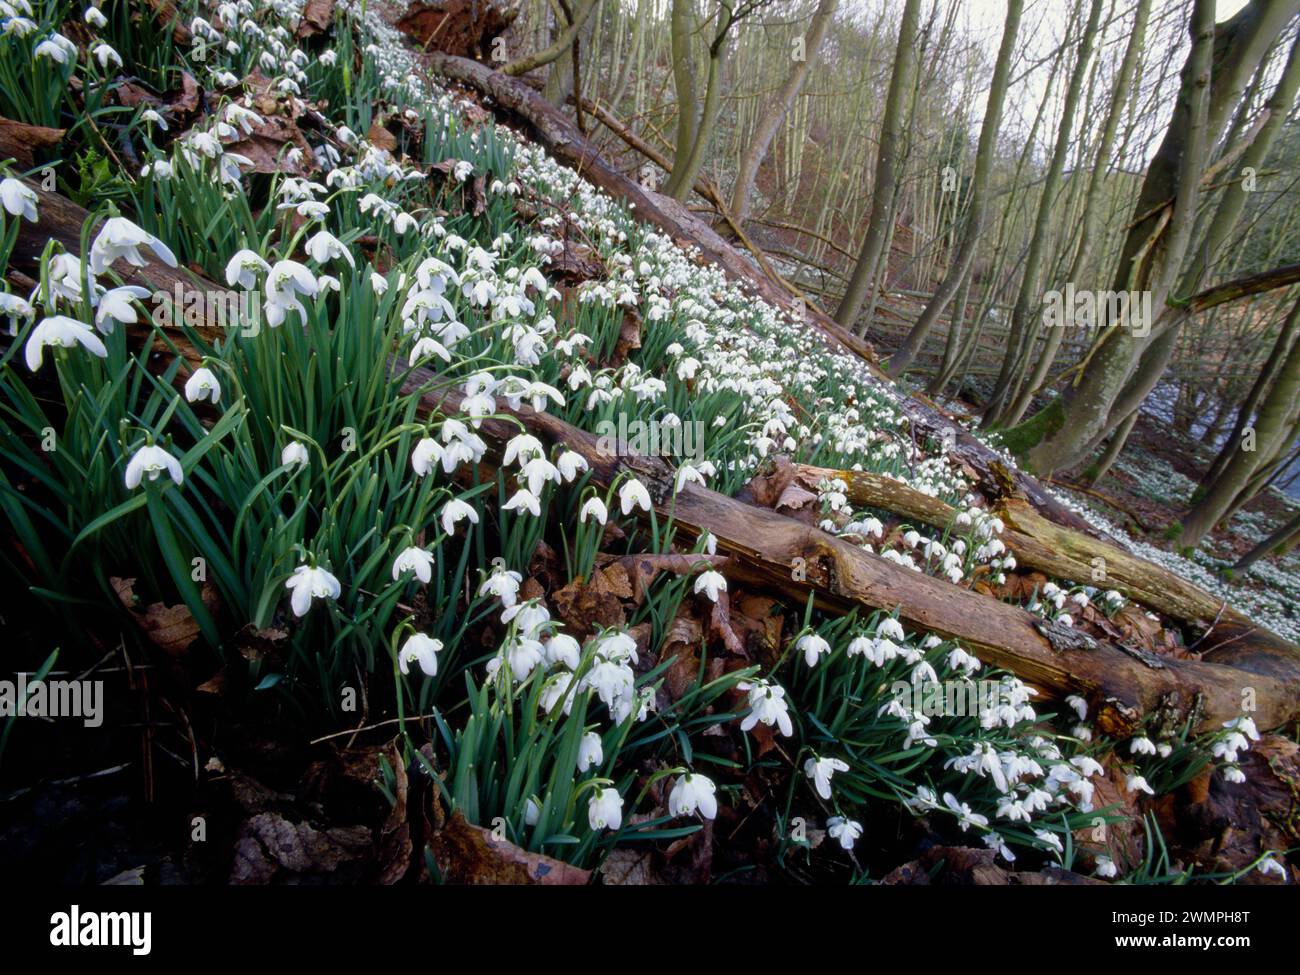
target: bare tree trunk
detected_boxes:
[1180,294,1300,546]
[833,0,922,334]
[887,0,1023,378]
[1000,0,1151,427]
[1022,0,1300,475]
[730,0,838,226]
[503,0,600,78]
[985,0,1104,427]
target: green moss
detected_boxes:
[994,397,1065,465]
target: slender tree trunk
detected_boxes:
[1180,294,1300,546]
[887,0,1023,378]
[1022,0,1223,475]
[985,0,1104,426]
[662,0,698,198]
[1001,0,1152,427]
[834,0,921,333]
[730,0,838,226]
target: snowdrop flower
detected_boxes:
[618,478,652,514]
[399,634,442,677]
[281,441,309,468]
[124,443,183,489]
[1094,855,1118,879]
[392,546,434,584]
[0,292,34,334]
[877,617,906,642]
[739,680,793,737]
[225,249,271,289]
[24,315,107,370]
[796,632,831,667]
[305,230,355,268]
[440,498,479,535]
[543,633,581,670]
[943,792,988,831]
[84,6,108,27]
[669,773,718,820]
[503,488,541,518]
[139,108,168,131]
[827,817,862,851]
[524,797,541,825]
[1129,736,1157,756]
[1034,829,1065,856]
[410,437,442,477]
[0,177,38,222]
[693,570,727,603]
[556,451,588,482]
[1065,695,1089,721]
[479,569,523,607]
[1257,855,1286,880]
[577,732,603,773]
[35,36,72,64]
[90,41,121,70]
[284,563,341,617]
[1223,765,1246,784]
[579,496,608,524]
[804,756,849,800]
[1126,774,1154,796]
[370,272,389,295]
[89,217,177,274]
[94,285,151,332]
[587,787,623,831]
[184,366,221,404]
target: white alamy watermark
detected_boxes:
[0,674,104,727]
[1042,284,1153,338]
[595,414,706,462]
[150,283,263,337]
[890,677,1015,718]
[50,906,151,955]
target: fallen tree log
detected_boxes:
[767,458,1300,667]
[419,50,1100,540]
[403,370,1300,737]
[16,183,1293,741]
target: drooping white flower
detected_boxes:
[502,488,541,518]
[1125,774,1154,796]
[796,632,832,667]
[281,441,310,468]
[587,787,623,831]
[876,617,906,642]
[0,177,38,222]
[440,498,479,535]
[225,249,271,289]
[577,731,603,773]
[89,216,177,274]
[803,756,849,800]
[392,546,434,584]
[668,773,718,820]
[479,569,523,607]
[285,563,341,617]
[84,6,108,27]
[693,569,727,603]
[184,366,221,404]
[618,478,652,514]
[556,451,588,482]
[579,496,608,524]
[304,230,355,268]
[124,443,183,489]
[25,315,107,371]
[739,680,793,737]
[94,285,151,333]
[90,41,121,70]
[399,633,442,677]
[827,817,863,851]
